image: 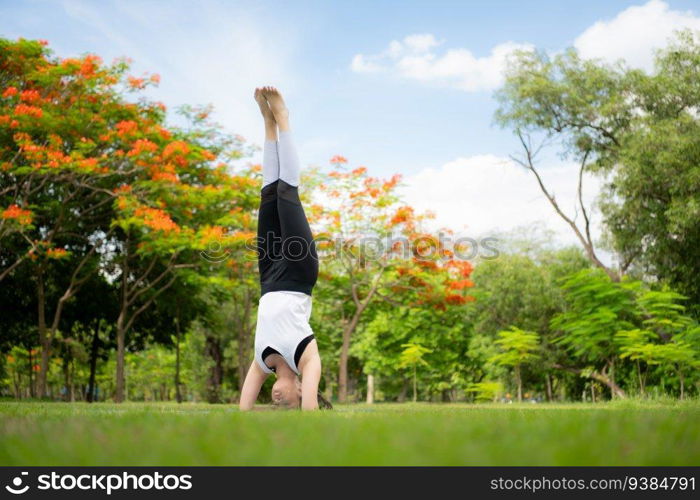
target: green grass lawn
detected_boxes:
[1,400,699,466]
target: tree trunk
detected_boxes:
[545,373,553,402]
[636,360,645,396]
[236,330,247,394]
[678,369,685,400]
[323,373,333,401]
[175,314,182,404]
[366,374,374,404]
[236,291,253,393]
[338,321,355,403]
[515,364,522,402]
[397,379,408,402]
[412,366,417,402]
[28,346,35,398]
[205,335,223,403]
[87,321,100,403]
[609,360,616,399]
[115,311,126,402]
[62,354,70,402]
[338,278,381,403]
[590,370,626,399]
[37,269,48,398]
[554,363,627,399]
[115,241,129,403]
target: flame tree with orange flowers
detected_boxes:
[0,38,258,401]
[310,157,475,403]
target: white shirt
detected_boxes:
[254,290,314,375]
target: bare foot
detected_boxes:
[254,87,277,140]
[262,86,290,131]
[254,87,274,121]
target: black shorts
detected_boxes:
[257,180,318,297]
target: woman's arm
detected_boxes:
[299,340,322,410]
[239,361,269,411]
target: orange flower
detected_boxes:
[163,140,189,158]
[201,225,225,243]
[77,158,99,171]
[416,259,438,270]
[157,127,171,140]
[134,207,180,233]
[46,248,69,259]
[115,120,138,137]
[330,155,347,164]
[19,89,41,103]
[446,294,467,305]
[351,166,367,175]
[14,104,43,118]
[79,54,102,78]
[201,149,216,161]
[113,184,132,194]
[448,279,474,290]
[452,260,473,278]
[383,173,401,191]
[127,138,158,157]
[151,172,179,183]
[149,74,161,84]
[127,76,146,89]
[391,206,414,225]
[2,86,18,98]
[1,204,33,225]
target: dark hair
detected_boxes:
[317,391,333,410]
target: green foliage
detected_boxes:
[551,269,700,398]
[398,342,432,370]
[496,30,700,313]
[465,381,504,402]
[490,327,540,368]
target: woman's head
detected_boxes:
[271,375,301,409]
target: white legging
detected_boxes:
[262,131,301,188]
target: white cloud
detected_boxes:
[351,1,700,90]
[351,34,532,92]
[574,0,700,70]
[401,155,604,247]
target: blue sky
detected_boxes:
[2,0,699,251]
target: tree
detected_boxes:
[0,38,257,401]
[600,32,700,314]
[495,30,700,310]
[313,158,474,402]
[466,242,589,401]
[489,327,540,402]
[495,48,631,280]
[1,38,126,395]
[616,288,700,398]
[550,269,638,398]
[398,342,432,402]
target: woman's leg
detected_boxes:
[255,88,282,279]
[263,87,318,287]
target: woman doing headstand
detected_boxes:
[239,86,326,411]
